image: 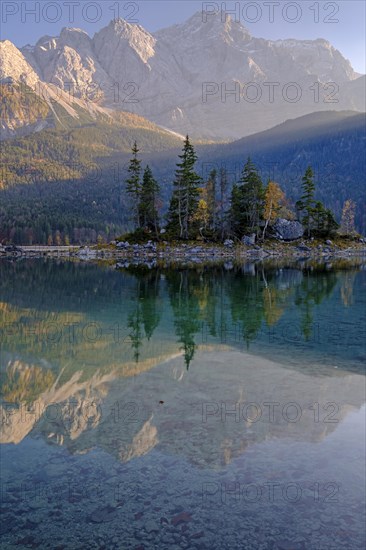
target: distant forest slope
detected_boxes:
[0,111,365,244]
[198,110,366,233]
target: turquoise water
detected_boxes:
[0,259,365,549]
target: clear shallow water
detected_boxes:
[0,258,365,549]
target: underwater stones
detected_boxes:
[144,519,159,533]
[190,530,204,539]
[88,505,116,523]
[275,541,306,550]
[171,511,192,526]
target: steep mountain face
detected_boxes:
[24,27,113,101]
[150,13,363,138]
[0,40,40,87]
[0,37,110,138]
[0,35,184,144]
[1,10,361,140]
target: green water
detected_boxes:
[0,258,365,549]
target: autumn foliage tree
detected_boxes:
[193,197,210,237]
[340,199,356,235]
[262,181,285,239]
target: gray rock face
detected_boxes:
[273,219,304,241]
[1,11,363,141]
[242,234,256,246]
[23,28,112,101]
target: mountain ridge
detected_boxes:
[1,11,364,140]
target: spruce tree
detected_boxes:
[296,166,315,237]
[126,141,142,229]
[139,165,160,234]
[206,168,217,231]
[166,136,202,240]
[229,183,242,237]
[230,158,264,237]
[219,167,229,240]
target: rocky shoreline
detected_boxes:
[1,240,366,265]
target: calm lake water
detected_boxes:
[1,258,365,549]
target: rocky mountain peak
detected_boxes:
[1,13,364,140]
[0,39,39,87]
[156,10,251,44]
[58,27,92,47]
[94,17,156,60]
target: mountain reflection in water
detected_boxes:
[0,258,365,549]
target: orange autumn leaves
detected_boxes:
[263,181,287,239]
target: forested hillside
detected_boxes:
[0,111,364,244]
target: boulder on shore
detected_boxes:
[273,219,304,241]
[241,234,256,246]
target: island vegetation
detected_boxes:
[121,136,359,246]
[0,134,362,247]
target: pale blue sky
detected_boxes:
[1,1,365,73]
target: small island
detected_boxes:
[2,137,365,265]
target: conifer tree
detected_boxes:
[126,141,142,229]
[230,158,264,237]
[219,167,229,240]
[166,136,202,239]
[139,165,160,234]
[312,201,338,237]
[296,166,316,237]
[296,166,338,237]
[206,168,217,231]
[229,183,242,237]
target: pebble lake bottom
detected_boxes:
[1,258,365,549]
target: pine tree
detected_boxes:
[230,158,264,237]
[218,167,229,240]
[126,141,142,229]
[206,168,217,231]
[138,165,160,234]
[166,136,202,240]
[312,202,337,236]
[167,270,200,370]
[325,208,339,235]
[127,306,143,364]
[296,166,315,237]
[229,183,242,237]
